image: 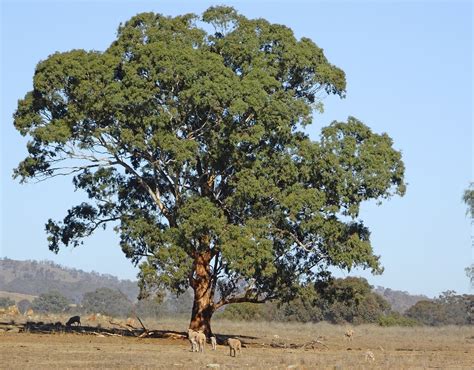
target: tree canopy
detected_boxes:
[13,6,406,333]
[82,288,133,317]
[31,291,70,313]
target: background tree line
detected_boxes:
[2,277,471,326]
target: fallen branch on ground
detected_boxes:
[270,339,329,350]
[109,320,137,336]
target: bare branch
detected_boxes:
[274,227,313,252]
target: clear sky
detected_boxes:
[1,0,472,297]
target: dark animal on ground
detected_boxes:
[66,315,81,327]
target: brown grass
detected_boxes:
[1,314,473,369]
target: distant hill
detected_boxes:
[0,258,138,303]
[374,286,429,313]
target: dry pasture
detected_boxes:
[0,315,473,369]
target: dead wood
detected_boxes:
[109,320,137,336]
[138,330,155,338]
[163,332,186,340]
[270,339,329,350]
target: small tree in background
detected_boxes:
[405,291,472,326]
[82,288,133,317]
[463,183,473,290]
[463,183,474,219]
[0,297,15,308]
[31,291,70,313]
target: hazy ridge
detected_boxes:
[0,258,138,303]
[0,258,428,312]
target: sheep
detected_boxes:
[188,329,199,352]
[344,328,354,341]
[227,338,242,357]
[196,331,206,353]
[365,350,375,362]
[66,315,81,327]
[210,336,217,350]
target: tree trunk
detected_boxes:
[189,290,214,336]
[189,251,215,336]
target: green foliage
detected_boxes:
[314,277,391,324]
[81,288,133,317]
[405,291,472,326]
[463,183,474,219]
[13,7,406,317]
[0,297,15,308]
[218,277,391,324]
[31,291,70,313]
[465,265,474,289]
[377,312,419,327]
[462,184,473,289]
[218,302,265,321]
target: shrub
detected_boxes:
[217,302,265,321]
[31,291,70,313]
[0,297,15,308]
[82,288,133,317]
[378,312,419,327]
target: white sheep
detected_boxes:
[210,336,217,350]
[227,338,242,357]
[188,329,199,352]
[365,350,375,362]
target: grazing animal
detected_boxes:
[196,331,206,352]
[188,329,199,352]
[210,336,217,350]
[66,315,81,327]
[188,329,206,353]
[344,328,354,341]
[365,350,375,362]
[227,338,242,357]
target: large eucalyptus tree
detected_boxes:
[13,6,405,334]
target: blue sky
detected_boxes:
[1,1,472,297]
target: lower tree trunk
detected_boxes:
[189,251,214,336]
[189,292,214,336]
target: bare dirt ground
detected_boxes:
[1,316,473,369]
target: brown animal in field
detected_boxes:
[344,328,354,341]
[210,336,217,350]
[227,338,242,357]
[26,308,34,317]
[66,315,81,327]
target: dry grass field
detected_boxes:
[1,314,473,369]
